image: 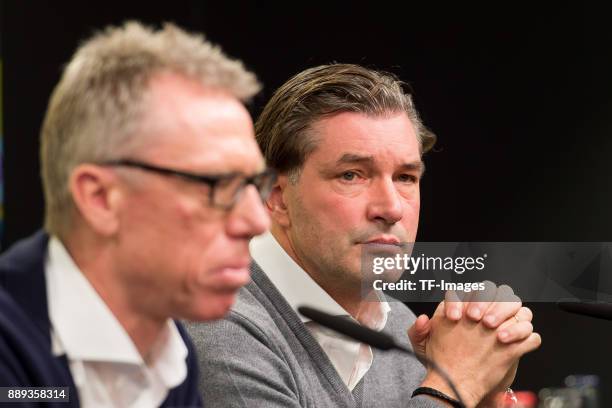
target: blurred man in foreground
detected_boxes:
[188,64,541,407]
[0,21,272,407]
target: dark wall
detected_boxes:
[3,1,611,402]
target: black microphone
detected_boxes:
[298,305,411,352]
[558,300,612,321]
[297,305,466,407]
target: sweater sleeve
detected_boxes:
[185,312,305,408]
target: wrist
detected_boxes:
[421,372,479,408]
[413,387,465,408]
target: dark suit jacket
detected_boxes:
[0,231,202,407]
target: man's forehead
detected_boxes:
[147,75,249,123]
[307,126,421,172]
[310,111,420,155]
[135,74,262,174]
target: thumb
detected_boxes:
[408,314,431,359]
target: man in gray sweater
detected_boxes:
[186,64,541,407]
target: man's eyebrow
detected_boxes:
[401,161,426,176]
[335,153,375,165]
[335,154,425,174]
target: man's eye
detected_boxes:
[398,174,417,183]
[341,171,358,181]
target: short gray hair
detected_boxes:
[41,21,261,236]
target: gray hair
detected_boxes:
[41,21,261,235]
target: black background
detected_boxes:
[2,1,611,403]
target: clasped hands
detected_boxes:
[407,281,542,408]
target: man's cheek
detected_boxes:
[403,199,420,219]
[401,211,420,242]
[321,196,361,223]
[197,234,227,263]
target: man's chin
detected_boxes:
[186,293,238,322]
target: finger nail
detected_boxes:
[484,315,496,326]
[499,330,509,340]
[468,307,481,319]
[450,308,462,320]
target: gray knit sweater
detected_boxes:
[185,263,445,407]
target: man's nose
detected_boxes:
[365,178,403,225]
[226,185,270,239]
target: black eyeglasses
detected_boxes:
[101,159,277,210]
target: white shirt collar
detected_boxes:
[45,236,187,387]
[249,231,390,327]
[250,231,347,321]
[250,231,391,390]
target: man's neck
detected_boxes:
[62,231,166,360]
[270,225,365,319]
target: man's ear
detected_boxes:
[266,174,292,228]
[68,164,122,236]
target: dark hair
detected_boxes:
[255,63,435,176]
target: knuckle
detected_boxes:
[521,306,533,320]
[445,290,461,302]
[535,332,542,344]
[483,280,497,290]
[530,333,542,347]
